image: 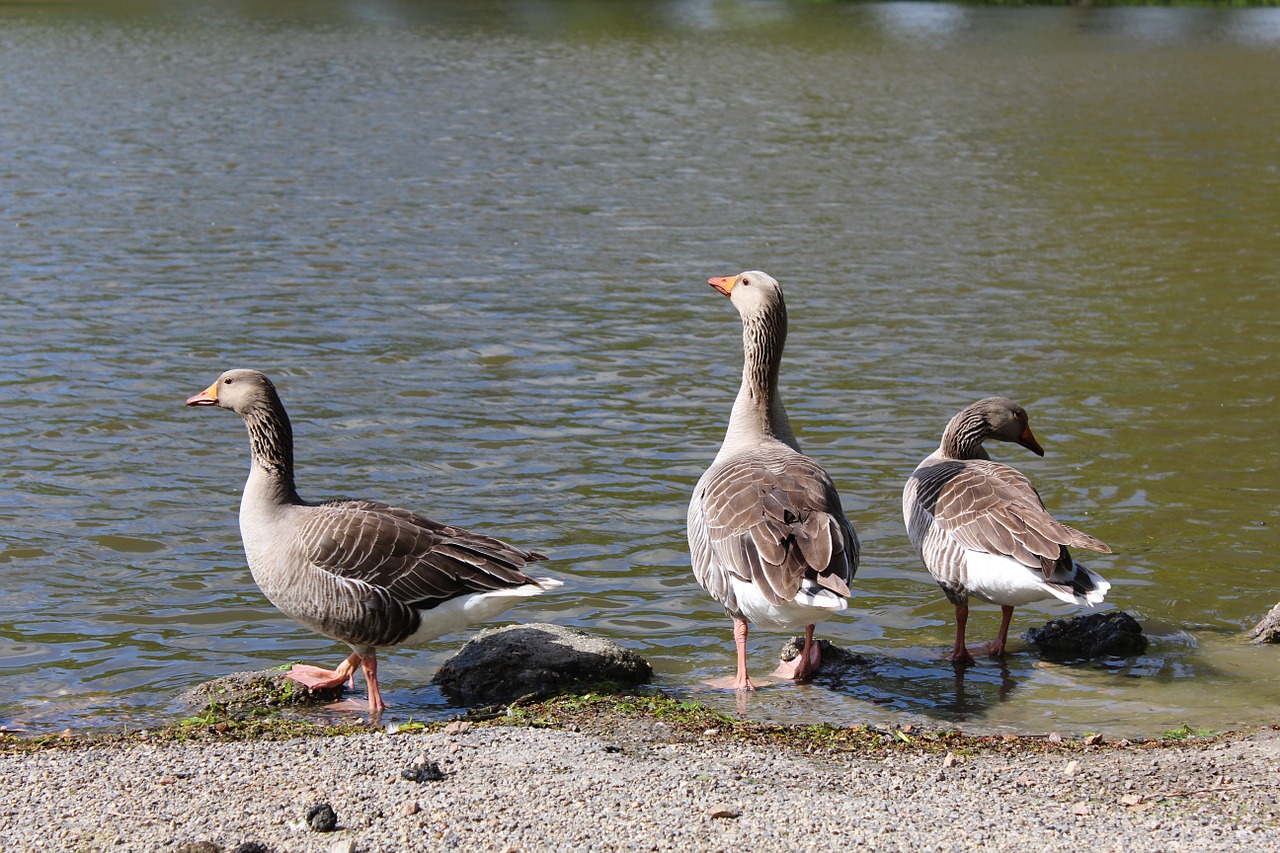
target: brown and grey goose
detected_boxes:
[186,369,561,711]
[903,397,1111,664]
[687,271,859,690]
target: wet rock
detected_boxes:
[306,801,338,833]
[401,760,445,783]
[433,623,653,705]
[1022,611,1147,661]
[178,669,345,716]
[1249,602,1280,644]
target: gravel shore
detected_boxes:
[3,716,1278,853]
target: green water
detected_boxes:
[1,1,1277,737]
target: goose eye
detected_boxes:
[224,377,234,385]
[740,277,751,286]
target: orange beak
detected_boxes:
[185,382,219,407]
[707,275,737,297]
[1017,425,1045,457]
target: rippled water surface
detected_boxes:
[2,1,1279,737]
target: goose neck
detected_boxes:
[242,400,301,503]
[939,411,991,460]
[723,308,798,450]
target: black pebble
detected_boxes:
[306,801,338,832]
[231,845,271,853]
[401,760,446,783]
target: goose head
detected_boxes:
[961,396,1045,456]
[185,368,281,415]
[707,270,784,320]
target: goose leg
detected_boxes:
[949,604,976,665]
[732,618,756,690]
[703,619,759,690]
[989,605,1015,658]
[361,654,385,711]
[287,652,361,691]
[773,624,821,682]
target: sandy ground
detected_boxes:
[2,717,1278,852]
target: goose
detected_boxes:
[687,271,859,690]
[185,369,561,711]
[903,397,1111,664]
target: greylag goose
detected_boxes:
[903,397,1111,664]
[185,369,561,711]
[687,271,859,690]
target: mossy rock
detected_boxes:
[178,668,345,717]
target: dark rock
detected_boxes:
[178,669,345,717]
[306,801,338,833]
[1249,602,1280,644]
[1023,611,1148,660]
[231,844,271,853]
[175,844,221,853]
[433,623,653,705]
[402,760,446,783]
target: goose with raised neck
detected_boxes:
[186,368,562,712]
[688,271,859,690]
[903,396,1111,664]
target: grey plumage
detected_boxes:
[903,397,1110,662]
[688,271,858,688]
[187,368,560,709]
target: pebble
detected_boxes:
[306,801,339,832]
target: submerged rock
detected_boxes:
[1023,611,1148,661]
[1249,602,1280,644]
[178,669,345,716]
[433,623,653,705]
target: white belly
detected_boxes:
[728,577,846,632]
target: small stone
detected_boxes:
[942,753,958,768]
[703,728,720,737]
[708,803,741,819]
[175,844,221,853]
[1120,794,1144,807]
[444,720,471,736]
[402,761,446,783]
[306,802,338,833]
[1072,802,1092,816]
[1084,733,1104,746]
[1063,760,1081,777]
[231,845,271,853]
[1048,732,1063,744]
[329,841,356,853]
[400,801,421,816]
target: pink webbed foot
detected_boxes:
[772,626,822,682]
[285,652,360,691]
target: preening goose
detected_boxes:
[186,369,561,711]
[903,397,1111,664]
[688,271,859,690]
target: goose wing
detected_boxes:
[296,499,548,608]
[924,459,1109,578]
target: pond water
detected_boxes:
[2,0,1278,738]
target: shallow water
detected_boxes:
[2,1,1278,737]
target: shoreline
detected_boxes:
[4,695,1279,851]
